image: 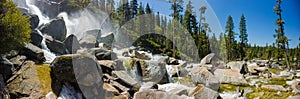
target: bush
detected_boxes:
[0,0,31,54]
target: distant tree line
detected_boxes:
[85,0,299,64]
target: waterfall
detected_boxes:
[36,30,56,63]
[25,0,50,26]
[20,0,56,63]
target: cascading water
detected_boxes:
[22,0,56,63]
[36,30,56,63]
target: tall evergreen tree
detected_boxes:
[183,0,193,34]
[239,14,248,60]
[169,0,183,20]
[130,0,138,18]
[145,3,152,14]
[137,2,145,16]
[169,0,183,57]
[197,6,211,59]
[225,16,236,60]
[274,0,290,69]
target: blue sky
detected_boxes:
[137,0,300,48]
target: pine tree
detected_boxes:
[169,0,183,58]
[239,14,248,60]
[197,6,211,59]
[130,0,138,18]
[274,0,290,69]
[145,3,152,14]
[137,2,145,16]
[183,0,193,35]
[169,0,183,20]
[225,16,236,60]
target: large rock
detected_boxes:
[142,60,169,84]
[291,81,300,94]
[20,43,45,63]
[40,17,67,41]
[261,85,288,91]
[29,14,39,29]
[30,30,43,47]
[99,32,114,46]
[288,96,300,99]
[112,71,140,88]
[9,55,26,68]
[254,67,268,72]
[200,53,215,65]
[103,83,119,98]
[50,54,105,98]
[190,84,220,99]
[166,65,188,77]
[6,61,50,98]
[247,63,259,74]
[63,34,80,54]
[227,61,248,74]
[133,89,190,99]
[90,48,117,60]
[98,60,115,74]
[79,29,101,48]
[123,58,169,84]
[131,50,151,60]
[190,67,220,91]
[28,0,61,18]
[167,57,179,65]
[0,74,10,99]
[0,58,14,81]
[255,60,269,66]
[45,36,66,55]
[214,69,248,85]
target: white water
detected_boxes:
[157,83,194,92]
[19,0,56,63]
[25,0,50,26]
[58,84,83,99]
[36,30,56,63]
[13,0,80,98]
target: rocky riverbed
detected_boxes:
[1,0,300,99]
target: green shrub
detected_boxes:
[0,0,31,54]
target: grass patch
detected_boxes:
[173,77,195,87]
[269,68,280,74]
[219,84,250,92]
[36,64,52,95]
[267,78,287,87]
[247,87,294,99]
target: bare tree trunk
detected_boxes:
[284,49,290,70]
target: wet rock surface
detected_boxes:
[40,17,67,41]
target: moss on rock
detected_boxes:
[36,64,52,95]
